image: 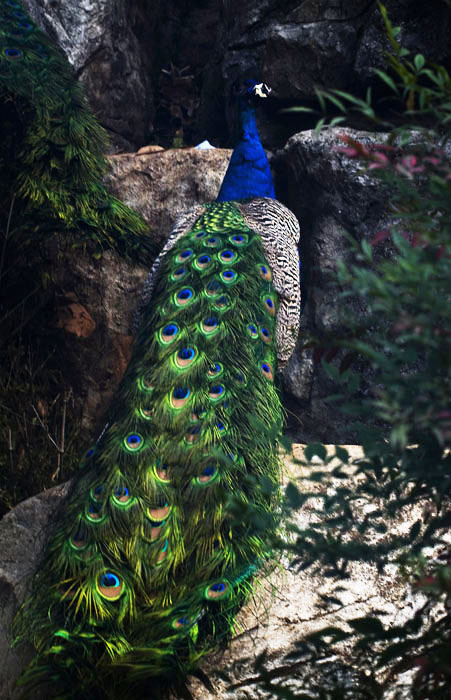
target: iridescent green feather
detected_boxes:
[0,0,154,261]
[14,202,283,697]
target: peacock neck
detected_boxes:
[239,100,260,142]
[215,94,275,202]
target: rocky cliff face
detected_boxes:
[20,0,451,150]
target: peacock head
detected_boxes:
[244,80,271,99]
[234,79,272,104]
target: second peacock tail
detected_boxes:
[12,49,301,700]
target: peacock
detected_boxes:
[6,2,301,698]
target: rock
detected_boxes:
[275,127,394,442]
[135,145,165,155]
[264,21,358,100]
[215,0,451,147]
[16,0,451,151]
[104,148,231,244]
[0,447,422,699]
[20,0,156,152]
[36,148,231,436]
[48,248,148,434]
[0,482,72,700]
[56,299,96,338]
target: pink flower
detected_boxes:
[368,151,389,169]
[371,229,391,246]
[394,154,425,178]
[334,145,359,157]
[423,156,440,166]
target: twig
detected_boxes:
[0,194,15,284]
[31,404,61,451]
[8,427,13,472]
[51,392,68,481]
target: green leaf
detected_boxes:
[279,106,314,114]
[314,117,326,133]
[373,69,399,93]
[414,54,425,70]
[324,91,347,113]
[361,239,373,260]
[330,116,346,127]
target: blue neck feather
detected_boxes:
[216,96,276,202]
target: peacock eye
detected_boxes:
[178,347,195,360]
[229,233,249,246]
[160,323,179,344]
[215,295,230,308]
[260,361,274,381]
[171,386,191,409]
[93,484,105,500]
[221,269,237,283]
[263,296,276,315]
[208,362,223,377]
[172,613,198,629]
[261,327,271,343]
[201,315,219,335]
[82,446,96,461]
[205,280,222,296]
[195,464,219,485]
[113,485,132,505]
[205,581,230,600]
[219,250,236,263]
[258,263,272,281]
[97,571,124,600]
[185,424,201,443]
[209,384,225,401]
[175,287,194,306]
[124,433,144,451]
[4,47,22,59]
[174,346,197,369]
[173,387,190,399]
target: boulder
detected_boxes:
[0,482,71,700]
[45,148,230,435]
[104,148,230,244]
[20,0,156,151]
[275,127,394,442]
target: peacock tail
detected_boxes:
[0,0,153,261]
[5,3,302,692]
[13,200,287,698]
